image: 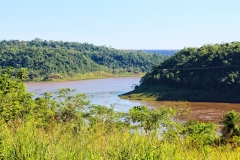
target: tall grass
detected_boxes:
[1,119,240,160]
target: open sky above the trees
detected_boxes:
[1,0,240,49]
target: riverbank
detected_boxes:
[120,85,240,103]
[27,71,144,82]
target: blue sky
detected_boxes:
[1,0,240,49]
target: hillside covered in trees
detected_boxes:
[121,42,240,102]
[0,39,168,81]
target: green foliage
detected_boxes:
[33,88,91,129]
[128,106,175,134]
[2,122,240,160]
[141,42,240,91]
[86,105,128,131]
[182,119,217,146]
[221,110,240,142]
[0,39,168,81]
[0,68,33,122]
[133,42,240,102]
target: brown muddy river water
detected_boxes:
[25,77,240,124]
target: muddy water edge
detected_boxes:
[25,77,240,125]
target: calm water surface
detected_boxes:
[25,77,240,124]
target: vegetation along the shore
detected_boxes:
[0,39,168,81]
[121,42,240,102]
[1,68,240,159]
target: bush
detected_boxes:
[181,119,217,146]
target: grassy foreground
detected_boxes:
[1,121,240,160]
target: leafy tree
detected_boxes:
[221,110,240,142]
[127,106,174,134]
[181,119,217,146]
[86,105,128,131]
[0,67,33,122]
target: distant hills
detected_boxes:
[136,50,179,56]
[123,49,178,56]
[0,39,169,81]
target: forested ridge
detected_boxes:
[122,42,240,102]
[0,39,168,81]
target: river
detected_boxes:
[25,77,240,124]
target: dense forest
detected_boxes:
[0,39,168,81]
[122,42,240,102]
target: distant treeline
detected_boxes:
[0,39,168,81]
[128,42,240,102]
[136,50,178,56]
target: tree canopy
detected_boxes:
[141,42,240,91]
[127,42,240,102]
[0,39,168,81]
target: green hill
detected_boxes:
[0,39,168,81]
[121,42,240,102]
